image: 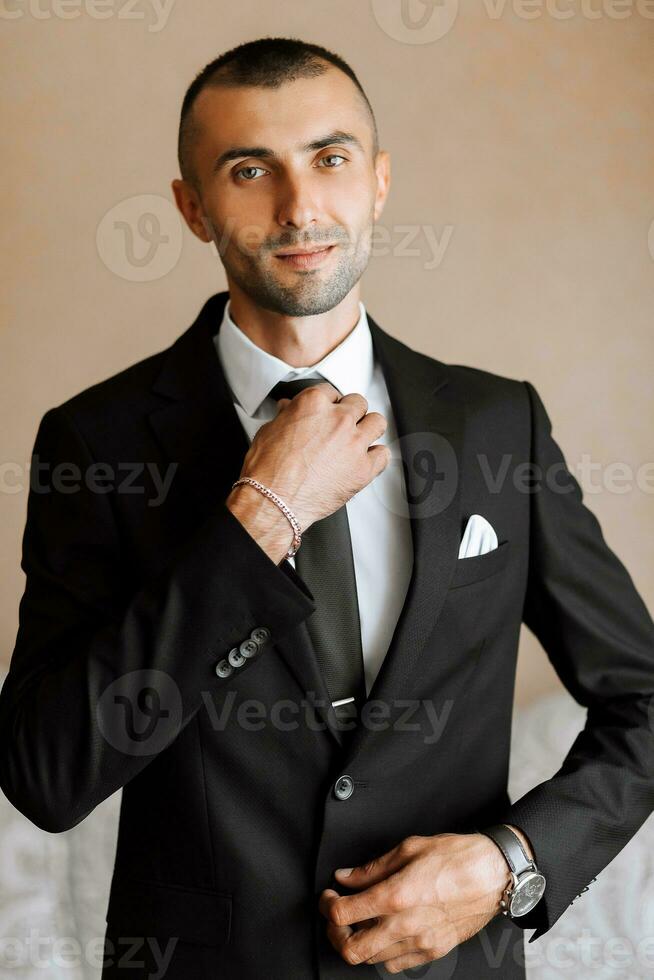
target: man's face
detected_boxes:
[174,65,390,317]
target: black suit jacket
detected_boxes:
[2,290,653,979]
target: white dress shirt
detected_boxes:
[215,298,413,698]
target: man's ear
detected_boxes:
[373,150,391,222]
[171,178,213,243]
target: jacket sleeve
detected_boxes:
[493,380,654,942]
[0,405,316,834]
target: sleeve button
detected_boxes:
[250,627,271,646]
[228,646,247,668]
[240,638,260,659]
[215,659,233,679]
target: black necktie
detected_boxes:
[268,377,367,734]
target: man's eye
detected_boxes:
[319,155,347,168]
[235,166,267,181]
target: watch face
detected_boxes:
[510,873,546,916]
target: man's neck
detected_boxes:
[226,286,362,368]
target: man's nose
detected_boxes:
[275,172,323,229]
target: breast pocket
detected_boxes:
[449,539,510,590]
[105,873,232,948]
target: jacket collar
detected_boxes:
[215,297,374,416]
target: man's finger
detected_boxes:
[380,949,437,973]
[318,887,340,920]
[366,938,423,967]
[335,905,434,967]
[319,889,354,942]
[324,876,410,928]
[320,889,396,963]
[334,839,412,889]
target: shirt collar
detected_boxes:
[215,297,375,417]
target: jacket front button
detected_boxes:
[228,646,247,668]
[334,775,354,800]
[215,659,233,679]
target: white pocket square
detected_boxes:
[458,514,498,559]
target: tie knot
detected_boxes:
[269,376,332,401]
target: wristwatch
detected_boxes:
[477,824,546,918]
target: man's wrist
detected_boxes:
[477,823,543,919]
[472,832,512,915]
[504,823,535,863]
[473,824,535,910]
[226,486,295,565]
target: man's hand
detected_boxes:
[319,830,520,974]
[229,384,390,533]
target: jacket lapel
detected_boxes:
[147,292,348,746]
[337,311,465,763]
[146,292,465,758]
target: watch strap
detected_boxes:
[477,823,534,876]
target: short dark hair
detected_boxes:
[177,36,379,190]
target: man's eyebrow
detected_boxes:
[211,130,364,174]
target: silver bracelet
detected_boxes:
[231,477,302,559]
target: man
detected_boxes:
[1,36,653,980]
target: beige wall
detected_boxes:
[2,1,653,708]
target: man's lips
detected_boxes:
[275,242,337,256]
[274,244,337,269]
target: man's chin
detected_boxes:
[236,280,349,318]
